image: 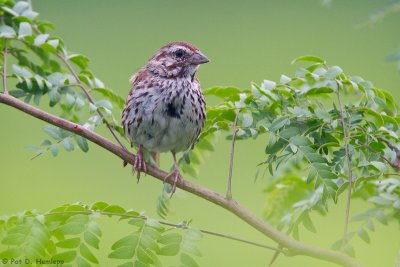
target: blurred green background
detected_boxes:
[1,0,400,266]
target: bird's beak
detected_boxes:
[189,50,209,65]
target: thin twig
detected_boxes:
[45,210,285,253]
[0,93,365,267]
[362,143,400,169]
[336,82,353,249]
[2,39,8,94]
[56,51,127,151]
[268,217,298,266]
[227,109,240,199]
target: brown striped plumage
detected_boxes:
[122,42,209,193]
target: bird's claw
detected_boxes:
[164,169,182,197]
[132,148,147,183]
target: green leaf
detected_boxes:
[63,137,74,152]
[13,1,30,14]
[56,237,81,249]
[158,244,180,256]
[290,136,311,146]
[91,201,109,211]
[50,144,59,157]
[291,55,326,64]
[111,235,138,250]
[300,147,326,163]
[0,247,21,258]
[68,54,90,69]
[34,34,49,46]
[137,247,155,264]
[43,125,62,140]
[369,196,392,206]
[269,117,289,132]
[53,250,77,263]
[21,9,38,19]
[0,25,16,38]
[182,242,202,257]
[280,74,291,84]
[134,261,149,267]
[104,205,126,214]
[75,136,89,152]
[158,233,182,245]
[76,256,91,267]
[92,87,125,110]
[241,112,253,127]
[18,22,32,38]
[180,253,200,267]
[109,247,135,259]
[302,212,317,233]
[59,223,86,235]
[47,39,60,49]
[196,138,214,152]
[357,228,370,243]
[2,233,26,245]
[80,243,99,264]
[324,66,343,79]
[2,6,19,17]
[48,88,61,106]
[185,229,203,241]
[305,87,334,96]
[87,221,102,237]
[84,231,100,249]
[204,87,241,98]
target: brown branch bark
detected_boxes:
[0,93,364,267]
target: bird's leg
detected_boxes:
[132,144,147,183]
[164,153,182,195]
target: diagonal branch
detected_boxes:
[56,51,127,151]
[0,93,364,267]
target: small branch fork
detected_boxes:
[0,93,364,267]
[226,109,240,199]
[45,210,285,253]
[336,81,353,249]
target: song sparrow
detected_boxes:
[122,42,209,193]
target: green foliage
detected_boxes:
[1,0,123,160]
[205,57,400,252]
[0,202,203,266]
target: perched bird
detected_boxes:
[122,42,209,192]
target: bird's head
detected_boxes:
[146,42,209,79]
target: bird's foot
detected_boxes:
[164,169,183,196]
[132,147,147,183]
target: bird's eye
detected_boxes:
[174,49,185,58]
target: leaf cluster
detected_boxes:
[204,55,400,254]
[0,202,203,267]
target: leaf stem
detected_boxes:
[2,39,8,94]
[45,210,285,253]
[56,51,127,151]
[336,81,353,249]
[227,109,240,199]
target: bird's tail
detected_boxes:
[151,151,160,166]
